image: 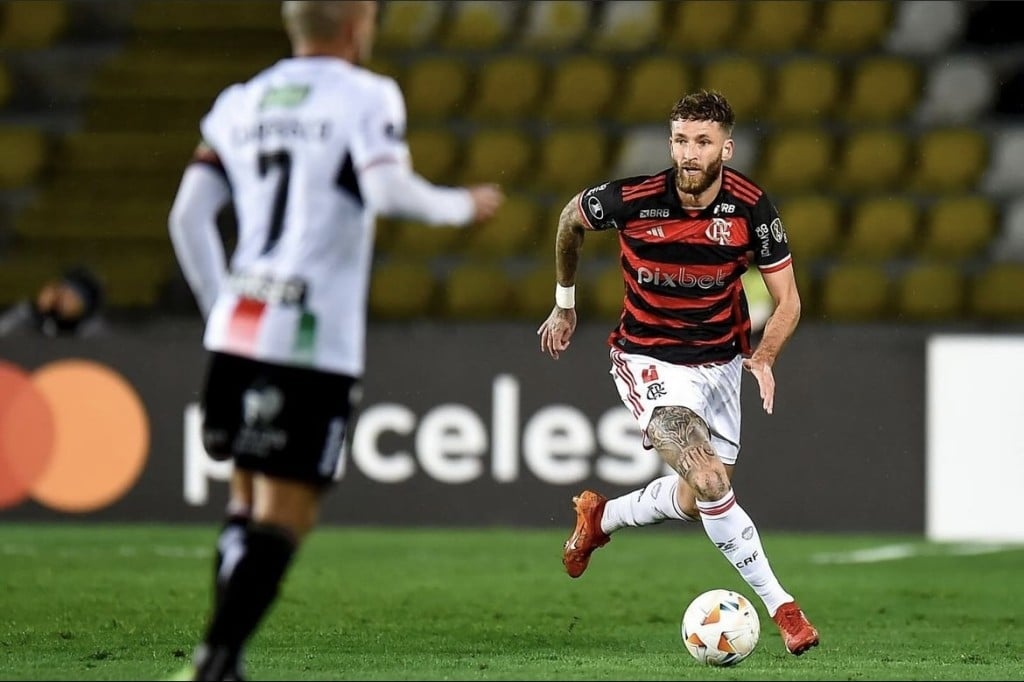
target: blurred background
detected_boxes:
[1,0,1023,324]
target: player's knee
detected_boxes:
[689,464,731,501]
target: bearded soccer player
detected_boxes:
[536,90,819,656]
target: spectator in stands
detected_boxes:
[0,265,104,337]
[168,2,503,680]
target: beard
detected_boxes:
[675,155,724,196]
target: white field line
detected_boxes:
[811,542,1023,564]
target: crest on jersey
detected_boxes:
[705,218,732,245]
[259,84,310,110]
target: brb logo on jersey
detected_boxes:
[0,359,149,512]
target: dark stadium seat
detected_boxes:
[757,129,835,193]
[769,57,842,123]
[438,0,519,50]
[910,127,989,193]
[469,54,546,122]
[843,196,919,260]
[699,56,767,123]
[0,0,68,49]
[590,1,665,53]
[969,263,1024,320]
[733,0,815,53]
[777,195,843,261]
[614,57,693,125]
[440,262,514,319]
[457,127,534,187]
[461,193,541,258]
[0,126,47,190]
[834,128,912,194]
[811,0,893,53]
[819,263,892,321]
[376,0,445,51]
[368,260,438,320]
[407,127,461,186]
[664,0,742,53]
[844,57,921,123]
[518,0,591,50]
[402,56,471,122]
[896,262,965,321]
[919,195,997,260]
[542,55,619,122]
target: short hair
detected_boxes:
[281,1,356,43]
[669,90,736,134]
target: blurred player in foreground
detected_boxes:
[536,90,818,657]
[169,2,503,679]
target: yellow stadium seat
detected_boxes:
[0,0,67,49]
[534,127,610,194]
[777,195,843,261]
[532,199,623,259]
[591,262,628,320]
[407,127,460,185]
[910,128,989,193]
[543,55,619,122]
[132,0,279,32]
[845,57,921,123]
[834,128,911,194]
[664,1,742,53]
[614,57,692,125]
[591,1,665,52]
[700,57,768,123]
[820,263,892,320]
[385,221,463,259]
[376,0,446,50]
[462,193,542,258]
[440,262,514,319]
[734,0,816,53]
[757,129,834,193]
[970,264,1024,320]
[812,0,893,53]
[368,260,437,320]
[769,57,842,123]
[0,126,47,189]
[519,0,592,50]
[402,57,470,121]
[919,195,997,260]
[896,262,965,321]
[458,127,534,187]
[844,196,919,260]
[439,0,519,50]
[512,265,559,319]
[469,55,547,121]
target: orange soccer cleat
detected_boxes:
[562,490,610,578]
[772,601,820,655]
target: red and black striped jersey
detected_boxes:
[576,166,792,365]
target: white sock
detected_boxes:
[697,489,793,616]
[601,474,698,535]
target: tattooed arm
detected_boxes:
[537,194,587,359]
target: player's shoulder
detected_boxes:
[606,168,673,204]
[721,166,769,208]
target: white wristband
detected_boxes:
[555,284,576,309]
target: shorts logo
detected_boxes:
[242,385,283,426]
[641,365,659,383]
[646,382,666,400]
[705,218,732,245]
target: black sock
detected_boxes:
[197,524,297,680]
[214,513,250,611]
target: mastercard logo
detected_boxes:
[0,359,149,512]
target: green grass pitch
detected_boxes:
[0,524,1021,680]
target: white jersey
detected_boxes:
[198,57,415,377]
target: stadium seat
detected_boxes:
[440,262,514,319]
[909,128,989,193]
[543,55,619,122]
[518,0,591,51]
[664,0,742,53]
[916,55,997,125]
[811,0,893,53]
[885,0,966,55]
[981,127,1024,197]
[534,127,610,194]
[834,128,911,194]
[919,195,997,260]
[610,126,670,179]
[368,260,437,320]
[777,195,843,261]
[844,196,919,260]
[819,263,892,321]
[590,1,664,52]
[439,0,519,50]
[699,57,768,123]
[989,197,1024,262]
[530,199,623,259]
[458,127,534,187]
[614,56,692,125]
[406,127,460,185]
[844,57,921,123]
[757,128,834,193]
[376,0,446,50]
[769,57,842,123]
[384,221,463,259]
[469,55,546,122]
[402,57,470,121]
[733,0,815,53]
[970,263,1024,320]
[0,126,47,189]
[896,262,965,321]
[512,265,560,319]
[0,0,67,49]
[461,193,542,258]
[591,262,628,320]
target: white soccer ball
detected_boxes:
[681,588,760,666]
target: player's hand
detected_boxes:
[742,356,775,415]
[467,184,504,223]
[537,305,577,360]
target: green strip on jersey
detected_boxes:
[293,311,317,362]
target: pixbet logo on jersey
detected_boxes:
[636,266,727,289]
[0,359,149,512]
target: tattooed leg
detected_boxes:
[647,405,730,504]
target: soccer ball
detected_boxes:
[681,588,760,666]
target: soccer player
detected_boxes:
[536,90,819,657]
[168,2,503,679]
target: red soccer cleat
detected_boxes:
[562,490,610,578]
[772,601,820,655]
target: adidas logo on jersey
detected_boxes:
[646,226,665,238]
